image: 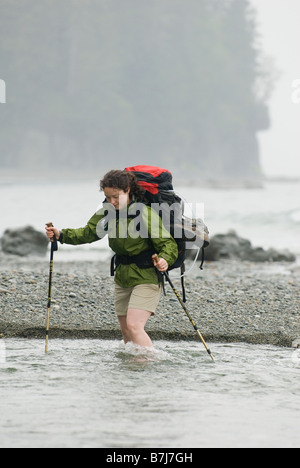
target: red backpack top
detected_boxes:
[125,165,173,196]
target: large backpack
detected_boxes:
[125,165,209,300]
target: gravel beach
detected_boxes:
[0,252,299,347]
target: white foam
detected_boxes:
[117,340,169,361]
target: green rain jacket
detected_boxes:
[60,201,178,288]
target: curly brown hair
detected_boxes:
[100,170,143,200]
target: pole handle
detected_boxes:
[152,253,159,263]
[46,222,58,252]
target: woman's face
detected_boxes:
[104,187,130,210]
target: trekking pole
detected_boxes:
[45,223,58,353]
[153,255,214,362]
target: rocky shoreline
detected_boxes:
[0,252,299,348]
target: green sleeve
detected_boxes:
[144,206,178,268]
[61,211,106,246]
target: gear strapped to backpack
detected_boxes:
[114,165,209,302]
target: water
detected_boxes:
[1,178,300,260]
[0,338,299,448]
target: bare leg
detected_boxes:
[125,308,153,347]
[118,316,132,344]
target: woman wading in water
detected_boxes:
[45,170,178,348]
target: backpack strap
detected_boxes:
[110,249,155,275]
[110,249,167,295]
[199,246,205,270]
[110,254,116,276]
[180,263,187,303]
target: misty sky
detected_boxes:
[1,1,299,179]
[250,0,300,178]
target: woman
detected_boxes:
[45,170,178,348]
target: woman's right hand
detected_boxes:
[45,224,60,242]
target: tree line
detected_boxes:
[0,0,271,179]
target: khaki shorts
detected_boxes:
[114,283,162,316]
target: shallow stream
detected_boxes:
[0,339,299,448]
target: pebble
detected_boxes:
[0,256,299,347]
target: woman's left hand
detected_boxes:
[152,255,168,272]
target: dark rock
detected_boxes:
[0,226,49,257]
[250,246,296,262]
[204,230,296,263]
[292,338,300,348]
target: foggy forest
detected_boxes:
[0,0,272,180]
